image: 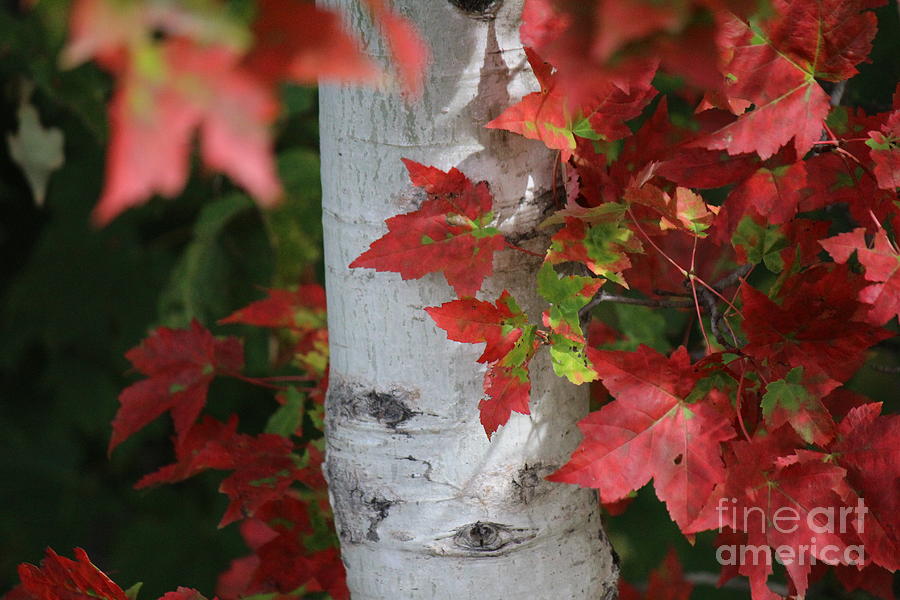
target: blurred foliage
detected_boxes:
[0,2,322,598]
[0,1,897,600]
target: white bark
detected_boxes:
[319,1,617,598]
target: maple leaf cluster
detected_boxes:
[3,285,350,600]
[8,0,899,598]
[64,0,427,225]
[349,0,900,597]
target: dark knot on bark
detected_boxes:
[448,0,503,20]
[453,521,506,551]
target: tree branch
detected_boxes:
[869,363,900,374]
[577,264,752,347]
[712,264,752,291]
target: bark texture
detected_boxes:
[319,1,618,597]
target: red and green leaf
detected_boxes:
[550,345,735,531]
[426,291,530,364]
[546,216,641,286]
[761,366,837,445]
[694,1,877,159]
[485,48,656,159]
[428,290,539,438]
[537,262,603,384]
[350,159,506,297]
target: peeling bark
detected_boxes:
[318,1,617,597]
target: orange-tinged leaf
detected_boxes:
[486,49,656,159]
[626,184,718,237]
[94,38,281,225]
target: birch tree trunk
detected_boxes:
[319,1,618,597]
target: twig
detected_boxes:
[696,284,735,349]
[577,264,752,346]
[504,238,544,257]
[577,290,693,334]
[712,264,752,291]
[579,291,693,317]
[693,264,750,349]
[653,288,690,297]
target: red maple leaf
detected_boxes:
[828,403,900,570]
[549,346,735,531]
[218,494,347,600]
[712,161,807,244]
[834,563,897,600]
[611,98,761,192]
[94,38,281,225]
[214,435,303,528]
[136,416,302,527]
[740,267,891,385]
[425,292,525,364]
[869,130,900,190]
[157,589,207,600]
[802,122,897,232]
[66,0,429,225]
[220,285,327,331]
[62,0,243,69]
[109,321,244,453]
[17,548,126,600]
[243,0,378,85]
[821,228,900,325]
[478,364,533,439]
[486,48,656,159]
[519,0,742,102]
[867,85,900,190]
[690,434,860,598]
[134,416,241,486]
[350,159,506,297]
[694,1,877,159]
[361,0,429,97]
[246,0,428,96]
[427,291,539,437]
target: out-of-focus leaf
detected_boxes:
[7,89,64,206]
[158,194,253,327]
